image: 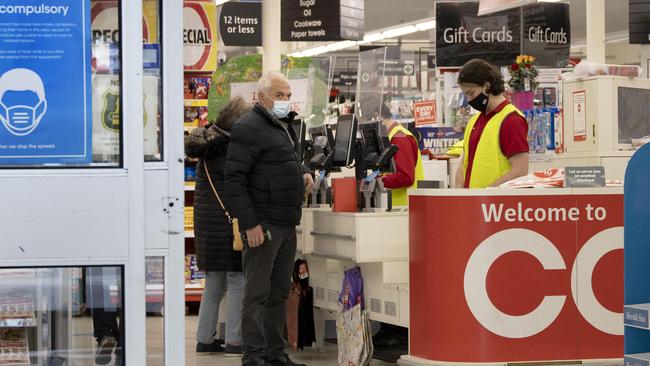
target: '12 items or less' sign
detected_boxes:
[413,100,437,126]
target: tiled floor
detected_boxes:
[56,314,395,366]
[183,315,395,366]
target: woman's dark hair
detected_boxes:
[457,59,505,95]
[215,96,251,131]
[292,259,308,284]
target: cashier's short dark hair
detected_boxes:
[458,59,505,95]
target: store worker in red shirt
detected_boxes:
[377,102,424,206]
[455,59,529,188]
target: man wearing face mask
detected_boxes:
[455,59,529,188]
[224,72,314,366]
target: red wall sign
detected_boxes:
[413,100,437,126]
[409,192,623,363]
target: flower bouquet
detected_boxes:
[508,55,539,91]
[508,55,539,111]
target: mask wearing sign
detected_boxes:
[0,68,48,137]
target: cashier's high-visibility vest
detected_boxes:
[387,123,424,206]
[463,103,524,188]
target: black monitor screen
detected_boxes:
[360,122,381,156]
[332,115,357,167]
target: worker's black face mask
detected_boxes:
[469,92,489,113]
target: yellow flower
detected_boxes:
[516,56,523,64]
[530,56,536,63]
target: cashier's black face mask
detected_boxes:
[469,92,489,113]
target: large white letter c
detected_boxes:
[464,229,567,338]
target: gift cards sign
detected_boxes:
[436,2,570,67]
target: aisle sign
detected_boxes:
[573,90,586,142]
[184,2,218,71]
[427,54,436,69]
[281,0,364,41]
[413,101,437,126]
[436,2,570,67]
[219,2,262,46]
[332,72,357,87]
[0,0,92,165]
[436,2,521,67]
[629,0,650,44]
[522,3,570,68]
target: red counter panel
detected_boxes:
[408,192,623,363]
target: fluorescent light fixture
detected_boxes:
[537,0,561,2]
[215,0,231,5]
[359,33,386,44]
[288,16,436,56]
[382,25,417,38]
[300,46,330,57]
[327,40,358,51]
[416,20,436,31]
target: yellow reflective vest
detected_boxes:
[462,104,524,188]
[387,124,424,206]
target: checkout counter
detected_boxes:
[401,188,624,365]
[296,116,449,346]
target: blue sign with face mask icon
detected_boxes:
[0,0,92,165]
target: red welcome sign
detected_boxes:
[408,191,623,363]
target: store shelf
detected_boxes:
[185,283,203,302]
[185,231,194,238]
[184,184,195,191]
[625,304,650,330]
[625,353,650,366]
[0,318,37,328]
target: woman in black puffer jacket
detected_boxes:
[185,96,251,354]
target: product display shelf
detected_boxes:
[624,144,650,361]
[184,157,202,303]
[0,269,72,365]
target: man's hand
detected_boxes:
[303,173,314,194]
[246,225,265,248]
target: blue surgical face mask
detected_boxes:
[271,100,291,119]
[263,93,291,119]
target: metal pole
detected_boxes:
[262,0,282,73]
[586,0,606,63]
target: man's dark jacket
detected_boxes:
[224,104,305,230]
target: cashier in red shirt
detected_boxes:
[455,59,529,188]
[377,103,424,206]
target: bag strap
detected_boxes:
[203,159,233,224]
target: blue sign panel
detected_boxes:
[0,0,92,165]
[624,143,650,354]
[625,306,650,329]
[416,127,464,155]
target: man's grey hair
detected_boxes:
[257,71,288,95]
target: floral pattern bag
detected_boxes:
[336,305,373,365]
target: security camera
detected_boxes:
[217,50,227,65]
